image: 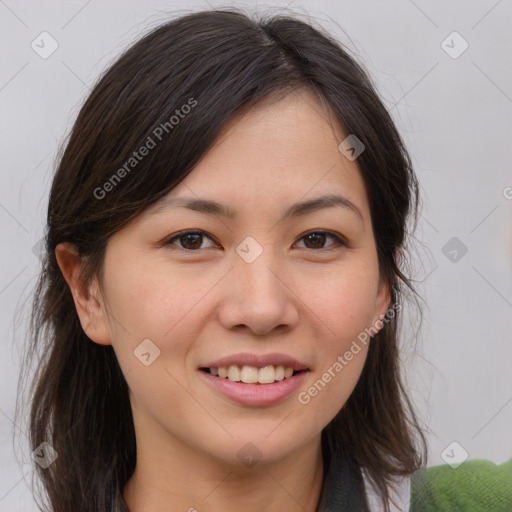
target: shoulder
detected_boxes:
[363,472,411,512]
[410,458,512,511]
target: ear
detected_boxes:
[55,242,111,345]
[371,275,392,334]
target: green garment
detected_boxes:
[410,458,512,511]
[316,430,512,510]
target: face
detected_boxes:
[62,88,390,468]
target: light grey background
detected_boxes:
[1,0,511,510]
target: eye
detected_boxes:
[163,230,219,251]
[294,230,346,250]
[162,229,347,252]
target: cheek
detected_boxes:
[102,261,205,424]
[295,264,377,407]
[102,254,209,341]
[302,262,380,345]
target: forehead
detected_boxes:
[150,89,370,220]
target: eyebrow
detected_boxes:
[149,193,364,222]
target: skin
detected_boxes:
[56,88,391,512]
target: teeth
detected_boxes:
[209,364,299,384]
[257,366,275,384]
[228,365,241,382]
[241,366,259,384]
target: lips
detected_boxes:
[198,360,309,407]
[198,353,310,403]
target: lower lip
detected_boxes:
[198,370,309,407]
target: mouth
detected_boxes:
[197,353,311,406]
[199,365,308,385]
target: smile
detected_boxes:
[200,364,305,385]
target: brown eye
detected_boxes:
[296,231,346,250]
[164,230,217,251]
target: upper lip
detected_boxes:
[200,353,310,371]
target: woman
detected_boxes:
[20,8,510,512]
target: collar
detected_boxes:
[315,431,370,512]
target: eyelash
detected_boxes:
[162,229,348,252]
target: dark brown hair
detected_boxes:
[19,8,427,512]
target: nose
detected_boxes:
[217,251,300,336]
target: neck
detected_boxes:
[123,433,324,512]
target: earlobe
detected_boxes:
[55,242,111,345]
[372,277,392,333]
